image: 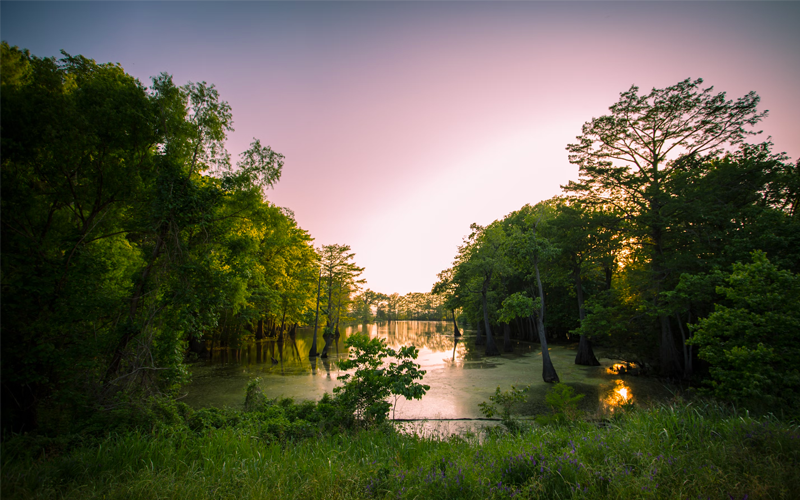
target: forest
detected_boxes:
[431,77,800,403]
[2,43,800,499]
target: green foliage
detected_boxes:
[689,252,800,411]
[478,385,529,431]
[244,378,268,412]
[334,334,429,425]
[497,293,537,324]
[3,401,799,500]
[544,383,585,420]
[0,43,321,432]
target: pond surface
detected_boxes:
[182,321,674,419]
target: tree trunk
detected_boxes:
[452,309,461,337]
[676,312,693,379]
[321,273,334,358]
[659,313,682,376]
[104,224,167,383]
[503,322,512,352]
[481,286,500,356]
[651,199,682,377]
[573,269,600,366]
[278,307,287,341]
[534,256,559,382]
[333,282,343,339]
[475,318,485,345]
[575,334,600,366]
[309,269,321,357]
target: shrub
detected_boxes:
[334,334,429,425]
[535,383,585,426]
[689,251,800,411]
[479,385,529,431]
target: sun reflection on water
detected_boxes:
[601,379,633,412]
[607,362,638,375]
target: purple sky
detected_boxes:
[3,1,799,294]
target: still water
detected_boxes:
[182,321,673,419]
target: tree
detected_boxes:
[451,223,506,356]
[545,199,622,366]
[688,252,800,410]
[431,268,462,337]
[0,43,307,432]
[505,206,560,382]
[317,244,364,358]
[334,334,429,424]
[564,78,767,376]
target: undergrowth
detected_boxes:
[3,399,799,499]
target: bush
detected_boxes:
[334,334,429,425]
[535,383,585,426]
[479,385,529,431]
[689,251,800,411]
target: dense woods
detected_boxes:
[0,43,461,434]
[0,42,323,432]
[433,78,800,410]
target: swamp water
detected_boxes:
[183,321,674,425]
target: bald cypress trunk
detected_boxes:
[321,274,335,359]
[503,322,512,352]
[573,269,600,366]
[475,318,485,345]
[534,256,559,383]
[309,269,322,357]
[481,287,500,356]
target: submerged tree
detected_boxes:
[431,267,462,337]
[451,223,507,356]
[317,244,364,358]
[505,206,560,382]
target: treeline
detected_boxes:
[350,290,450,323]
[0,43,370,432]
[433,78,800,409]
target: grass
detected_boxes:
[2,400,799,499]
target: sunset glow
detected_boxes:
[4,1,798,295]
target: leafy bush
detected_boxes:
[334,334,429,425]
[244,377,268,411]
[478,385,529,431]
[689,251,800,411]
[535,383,585,426]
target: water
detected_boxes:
[182,321,674,419]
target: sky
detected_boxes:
[3,1,799,295]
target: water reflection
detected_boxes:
[601,379,633,412]
[607,362,640,376]
[184,322,674,421]
[197,321,468,375]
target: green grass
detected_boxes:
[3,401,799,499]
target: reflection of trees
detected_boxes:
[202,321,479,372]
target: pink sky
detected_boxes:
[4,2,799,294]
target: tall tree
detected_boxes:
[564,78,766,376]
[505,206,560,382]
[0,43,305,431]
[317,244,364,358]
[546,199,621,366]
[451,223,507,356]
[431,268,462,337]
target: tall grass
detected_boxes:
[3,400,799,499]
